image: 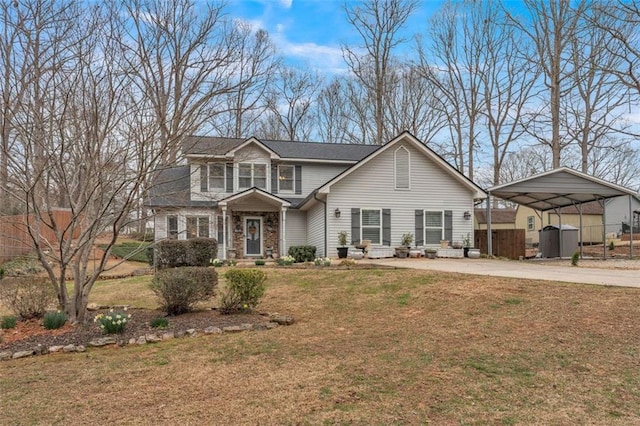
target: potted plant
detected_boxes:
[337,231,349,259]
[395,232,413,258]
[426,248,437,259]
[462,233,471,257]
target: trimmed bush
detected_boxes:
[186,238,218,267]
[43,311,68,330]
[0,276,55,319]
[155,238,218,269]
[220,269,266,314]
[150,267,218,315]
[254,259,266,266]
[288,245,317,263]
[1,315,17,329]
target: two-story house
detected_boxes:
[146,131,487,259]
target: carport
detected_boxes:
[487,167,639,259]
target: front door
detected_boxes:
[245,217,262,256]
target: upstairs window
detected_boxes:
[278,165,294,192]
[238,163,267,190]
[199,163,225,192]
[395,146,410,189]
[527,216,535,231]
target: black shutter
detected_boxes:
[271,164,278,194]
[351,208,360,244]
[415,210,424,246]
[382,209,391,246]
[225,163,233,193]
[295,165,302,195]
[444,210,453,242]
[200,165,208,192]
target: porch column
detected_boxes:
[281,207,287,256]
[221,205,227,260]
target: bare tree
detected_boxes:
[343,0,419,145]
[417,0,487,179]
[509,0,588,168]
[220,23,280,138]
[261,66,322,141]
[315,79,352,144]
[119,0,242,162]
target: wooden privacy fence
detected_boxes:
[475,229,525,260]
[0,209,78,264]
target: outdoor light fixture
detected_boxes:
[463,211,471,220]
[334,208,341,218]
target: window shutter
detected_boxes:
[271,164,278,194]
[351,208,360,244]
[225,163,233,193]
[200,165,208,192]
[295,165,302,194]
[415,210,424,246]
[382,209,391,246]
[444,210,453,242]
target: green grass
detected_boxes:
[99,242,151,263]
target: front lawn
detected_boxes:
[2,268,640,424]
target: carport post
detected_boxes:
[486,193,492,257]
[579,203,583,258]
[602,198,606,259]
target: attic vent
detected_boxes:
[395,146,410,189]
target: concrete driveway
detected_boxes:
[367,257,640,288]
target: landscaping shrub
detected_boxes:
[277,255,295,266]
[254,259,266,266]
[220,269,266,314]
[571,251,580,266]
[1,255,44,276]
[1,315,17,329]
[150,317,169,329]
[186,238,218,267]
[94,309,131,334]
[288,245,316,263]
[43,311,68,330]
[155,239,188,268]
[150,267,218,315]
[154,238,217,269]
[0,276,55,319]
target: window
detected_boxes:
[167,215,178,239]
[208,164,225,190]
[278,165,294,192]
[395,146,410,189]
[424,211,443,244]
[361,209,381,244]
[186,216,209,239]
[199,163,225,192]
[527,216,535,231]
[238,163,267,190]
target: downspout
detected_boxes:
[629,196,634,259]
[313,190,327,257]
[486,192,492,257]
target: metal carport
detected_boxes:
[487,167,639,259]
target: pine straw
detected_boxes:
[2,268,640,424]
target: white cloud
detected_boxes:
[279,0,293,9]
[278,39,348,74]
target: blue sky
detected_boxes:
[225,0,445,74]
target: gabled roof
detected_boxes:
[145,166,214,208]
[489,167,637,212]
[183,136,379,162]
[310,131,487,201]
[218,187,291,208]
[225,136,280,160]
[475,208,516,224]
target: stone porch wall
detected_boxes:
[230,211,279,259]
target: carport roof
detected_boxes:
[488,167,638,212]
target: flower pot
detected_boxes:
[463,247,470,258]
[337,247,349,259]
[440,240,449,249]
[395,247,409,258]
[426,250,437,259]
[468,249,480,259]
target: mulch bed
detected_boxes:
[0,308,270,354]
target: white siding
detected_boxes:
[307,202,326,257]
[605,195,640,234]
[190,163,226,202]
[285,210,307,250]
[153,208,215,241]
[325,142,475,255]
[300,163,349,195]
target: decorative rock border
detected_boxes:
[0,313,294,361]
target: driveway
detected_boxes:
[366,257,640,288]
